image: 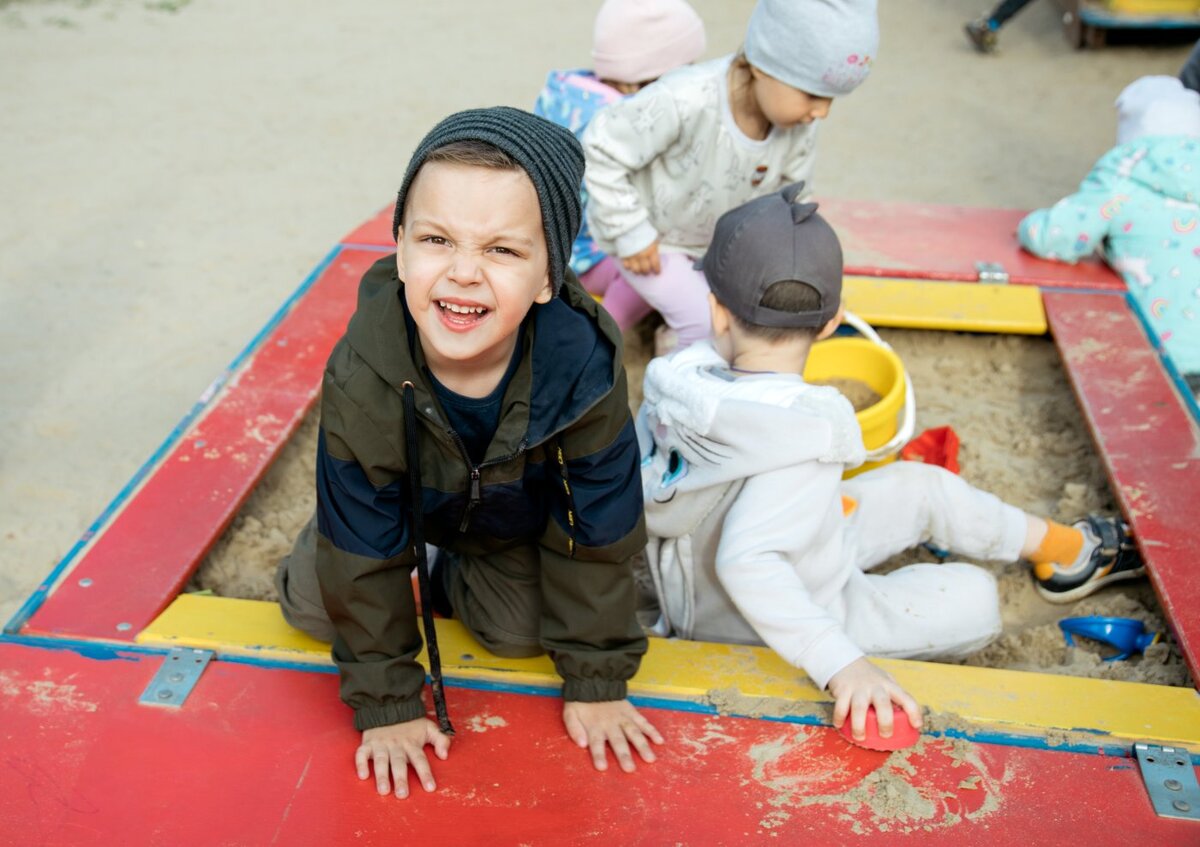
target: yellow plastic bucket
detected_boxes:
[803,336,907,478]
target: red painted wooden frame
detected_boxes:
[19,247,386,640]
[1044,290,1200,681]
[2,640,1196,846]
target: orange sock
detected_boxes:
[1030,521,1085,579]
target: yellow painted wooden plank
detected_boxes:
[140,594,1200,749]
[843,276,1048,334]
[138,593,331,664]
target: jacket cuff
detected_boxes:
[615,221,660,259]
[353,698,427,732]
[562,677,629,702]
[796,626,865,691]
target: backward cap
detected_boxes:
[700,182,843,329]
[392,106,585,295]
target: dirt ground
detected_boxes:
[3,2,1195,683]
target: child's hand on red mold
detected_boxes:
[357,717,452,799]
[563,699,664,773]
[827,656,922,743]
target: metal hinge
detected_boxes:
[1135,742,1200,821]
[138,647,214,708]
[975,261,1009,284]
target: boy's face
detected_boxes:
[396,161,552,381]
[751,67,833,128]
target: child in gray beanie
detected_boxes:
[277,106,662,800]
[583,0,878,353]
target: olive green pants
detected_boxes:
[275,516,546,659]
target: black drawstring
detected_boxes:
[402,381,454,736]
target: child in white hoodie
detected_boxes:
[637,184,1142,742]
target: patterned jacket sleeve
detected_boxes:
[581,85,685,257]
[1018,163,1117,264]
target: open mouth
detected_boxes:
[437,299,491,329]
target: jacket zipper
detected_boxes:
[443,425,527,533]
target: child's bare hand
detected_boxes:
[621,241,661,275]
[356,718,452,799]
[827,657,922,742]
[563,699,664,773]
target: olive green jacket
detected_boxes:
[315,255,647,730]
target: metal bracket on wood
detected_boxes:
[975,261,1009,284]
[138,647,214,708]
[1135,742,1200,821]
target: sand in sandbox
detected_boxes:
[192,325,1191,687]
[811,377,882,412]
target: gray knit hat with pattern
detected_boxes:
[744,0,878,99]
[392,106,585,296]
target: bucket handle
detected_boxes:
[841,310,917,462]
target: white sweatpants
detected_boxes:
[836,462,1027,661]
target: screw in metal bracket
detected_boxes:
[1135,743,1200,822]
[975,261,1009,284]
[138,648,214,709]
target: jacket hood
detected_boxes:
[1115,76,1200,145]
[343,254,621,449]
[639,342,863,540]
[1097,136,1200,205]
[640,342,864,483]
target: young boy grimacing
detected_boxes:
[637,182,1142,742]
[276,107,661,799]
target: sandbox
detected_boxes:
[9,203,1199,843]
[191,322,1191,688]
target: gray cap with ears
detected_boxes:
[698,182,843,329]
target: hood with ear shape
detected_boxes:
[638,342,865,538]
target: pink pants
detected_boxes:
[615,251,712,350]
[579,258,652,331]
[581,253,713,351]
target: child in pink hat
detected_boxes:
[535,0,707,332]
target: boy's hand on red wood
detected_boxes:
[357,718,452,799]
[563,699,664,773]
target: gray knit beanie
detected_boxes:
[392,106,585,295]
[744,0,879,99]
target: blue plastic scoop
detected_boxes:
[1058,616,1160,661]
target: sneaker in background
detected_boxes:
[964,19,999,54]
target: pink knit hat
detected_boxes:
[592,0,707,84]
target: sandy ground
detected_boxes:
[1,0,1194,648]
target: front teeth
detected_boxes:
[439,301,487,315]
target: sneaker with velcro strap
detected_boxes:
[1034,515,1144,604]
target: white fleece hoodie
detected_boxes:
[637,342,868,688]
